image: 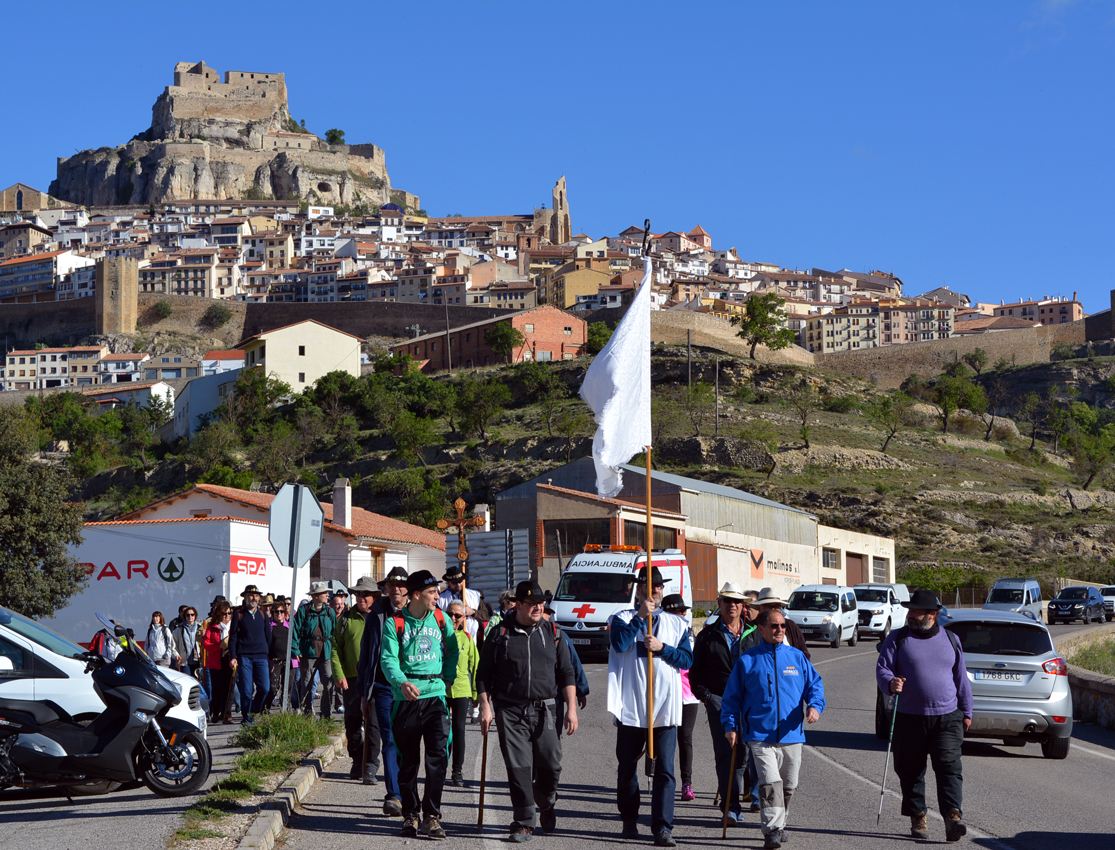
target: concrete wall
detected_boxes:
[1056,624,1115,731]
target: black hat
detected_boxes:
[636,566,665,586]
[514,580,547,603]
[378,567,409,589]
[443,565,466,581]
[332,587,348,598]
[210,594,227,606]
[661,594,688,613]
[406,569,439,594]
[902,589,943,611]
[240,584,261,598]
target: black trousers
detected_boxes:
[495,701,563,830]
[393,697,450,819]
[678,702,699,786]
[893,709,965,817]
[342,684,380,768]
[298,655,333,717]
[448,697,470,776]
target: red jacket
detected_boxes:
[202,622,227,670]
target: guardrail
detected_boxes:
[1054,623,1115,731]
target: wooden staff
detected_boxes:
[645,444,655,759]
[721,737,739,838]
[477,725,489,830]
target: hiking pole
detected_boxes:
[721,735,739,839]
[877,692,899,825]
[477,724,489,830]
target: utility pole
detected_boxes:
[687,329,691,388]
[715,355,719,438]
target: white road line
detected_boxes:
[812,649,878,666]
[1072,741,1115,762]
[804,744,1016,850]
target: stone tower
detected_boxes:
[551,176,570,245]
[95,257,138,335]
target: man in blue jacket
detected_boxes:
[721,607,825,850]
[228,584,272,725]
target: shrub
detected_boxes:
[951,412,983,436]
[822,394,859,413]
[1051,342,1075,361]
[154,300,173,319]
[204,302,233,328]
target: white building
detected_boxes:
[99,352,151,384]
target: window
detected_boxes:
[822,548,840,570]
[298,346,305,356]
[563,326,572,335]
[525,323,535,333]
[298,373,305,383]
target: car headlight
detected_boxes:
[821,616,834,624]
[872,608,885,615]
[1073,604,1083,608]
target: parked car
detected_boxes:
[982,578,1044,622]
[1047,586,1106,624]
[1100,586,1115,622]
[785,585,858,648]
[854,583,909,640]
[875,610,1072,759]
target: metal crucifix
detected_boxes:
[436,497,485,599]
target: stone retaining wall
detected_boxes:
[1054,623,1115,730]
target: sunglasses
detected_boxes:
[356,592,375,598]
[766,623,787,631]
[449,613,465,620]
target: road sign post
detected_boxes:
[269,483,325,713]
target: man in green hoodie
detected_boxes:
[293,582,337,718]
[380,569,458,841]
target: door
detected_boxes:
[846,554,866,586]
[686,541,718,604]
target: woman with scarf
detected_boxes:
[173,607,202,677]
[146,611,179,668]
[203,601,235,723]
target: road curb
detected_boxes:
[235,730,345,850]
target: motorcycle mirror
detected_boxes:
[0,656,13,672]
[114,625,127,637]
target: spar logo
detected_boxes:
[158,555,185,583]
[77,554,183,582]
[230,554,267,577]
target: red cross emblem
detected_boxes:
[571,603,596,619]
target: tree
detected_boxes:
[389,410,437,467]
[204,302,233,328]
[1067,424,1115,490]
[457,376,512,441]
[183,420,241,476]
[982,373,1009,442]
[221,369,292,438]
[154,300,173,319]
[962,347,989,376]
[486,323,526,364]
[293,406,327,465]
[931,373,987,434]
[117,399,160,471]
[0,407,86,617]
[1045,383,1079,455]
[554,405,593,461]
[248,420,301,489]
[1017,392,1046,450]
[650,388,684,449]
[324,128,346,145]
[867,391,915,453]
[679,381,716,436]
[780,378,820,448]
[730,293,796,359]
[737,418,779,479]
[518,360,569,438]
[586,322,613,355]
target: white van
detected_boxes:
[983,578,1044,623]
[550,546,692,655]
[785,585,859,648]
[854,583,910,640]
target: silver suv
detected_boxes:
[875,610,1072,759]
[1101,586,1115,622]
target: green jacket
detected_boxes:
[331,607,366,682]
[380,605,458,702]
[448,629,479,701]
[292,603,337,659]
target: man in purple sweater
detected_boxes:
[876,589,972,843]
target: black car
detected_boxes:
[1047,586,1106,624]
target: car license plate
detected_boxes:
[974,670,1022,682]
[571,638,590,645]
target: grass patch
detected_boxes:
[1072,638,1115,677]
[172,713,337,847]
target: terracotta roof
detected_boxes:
[100,353,148,361]
[204,350,245,360]
[87,515,267,527]
[121,484,445,550]
[0,249,69,267]
[536,483,686,519]
[82,381,163,396]
[953,316,1041,332]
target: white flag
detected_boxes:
[579,258,652,498]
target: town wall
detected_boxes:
[95,258,138,334]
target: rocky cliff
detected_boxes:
[49,61,416,209]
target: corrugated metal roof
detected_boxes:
[618,464,815,517]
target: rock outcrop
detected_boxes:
[50,61,416,209]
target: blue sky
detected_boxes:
[3,1,1113,311]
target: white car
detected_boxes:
[1101,586,1115,622]
[0,605,206,737]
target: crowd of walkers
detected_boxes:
[104,571,969,847]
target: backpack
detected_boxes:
[89,630,106,656]
[393,606,448,639]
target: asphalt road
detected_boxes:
[279,620,1115,850]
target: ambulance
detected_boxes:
[550,545,693,656]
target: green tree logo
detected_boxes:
[157,556,185,583]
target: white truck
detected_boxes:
[41,516,310,645]
[549,546,692,656]
[853,583,910,640]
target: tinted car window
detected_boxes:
[789,592,839,612]
[946,621,1053,656]
[988,588,1024,604]
[555,572,634,604]
[1056,588,1087,600]
[1102,587,1115,596]
[856,589,888,603]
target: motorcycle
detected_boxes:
[0,613,211,798]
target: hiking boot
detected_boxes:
[400,816,419,838]
[750,799,761,812]
[945,810,967,842]
[451,771,465,787]
[681,783,695,801]
[763,830,782,849]
[363,765,378,785]
[654,828,677,847]
[383,796,403,817]
[620,820,640,839]
[507,825,533,843]
[910,813,929,840]
[725,809,742,827]
[539,807,556,834]
[422,815,446,840]
[778,828,789,843]
[348,763,361,780]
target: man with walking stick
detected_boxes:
[876,589,972,842]
[608,566,692,847]
[478,580,578,843]
[721,608,825,850]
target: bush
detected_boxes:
[154,300,173,319]
[1051,342,1075,362]
[951,412,983,436]
[204,302,233,328]
[822,394,859,413]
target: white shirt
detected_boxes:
[607,609,688,728]
[438,586,480,613]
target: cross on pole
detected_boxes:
[436,497,485,601]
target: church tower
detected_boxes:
[550,176,570,245]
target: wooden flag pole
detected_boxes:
[646,443,655,760]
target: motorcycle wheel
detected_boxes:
[66,780,123,796]
[140,730,211,798]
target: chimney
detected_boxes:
[333,478,352,529]
[474,503,491,532]
[1073,291,1077,302]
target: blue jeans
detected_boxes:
[616,723,677,833]
[706,699,748,815]
[374,684,400,800]
[236,656,270,720]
